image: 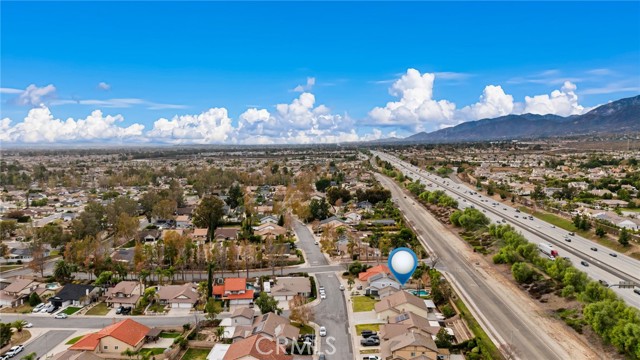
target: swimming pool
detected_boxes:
[408,289,430,296]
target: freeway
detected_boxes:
[376,173,597,360]
[373,151,640,309]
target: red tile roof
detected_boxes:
[223,334,292,360]
[358,264,391,281]
[70,319,150,351]
[226,289,254,300]
[224,278,246,292]
[213,285,225,296]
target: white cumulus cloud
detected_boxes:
[459,85,514,120]
[3,84,58,106]
[523,81,585,116]
[0,106,144,143]
[98,82,111,91]
[368,69,457,131]
[147,108,236,144]
[293,77,316,92]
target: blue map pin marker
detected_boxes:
[388,247,418,286]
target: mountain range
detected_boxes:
[401,95,640,143]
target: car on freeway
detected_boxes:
[568,232,575,236]
[610,253,618,257]
[598,280,609,287]
[634,289,640,296]
[360,338,380,346]
[564,237,571,242]
[551,225,556,228]
[591,247,598,251]
[54,313,68,319]
[581,261,589,267]
[319,326,327,337]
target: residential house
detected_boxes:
[110,248,135,264]
[0,278,40,307]
[366,273,401,299]
[618,219,640,231]
[229,307,255,326]
[260,215,279,225]
[368,219,396,226]
[357,200,373,211]
[317,216,348,231]
[382,312,442,339]
[358,264,391,282]
[50,351,102,360]
[271,277,311,302]
[254,223,287,240]
[213,278,254,305]
[162,229,184,240]
[105,281,142,308]
[223,334,292,360]
[157,283,199,308]
[214,228,240,241]
[69,319,150,354]
[375,291,430,320]
[192,228,209,244]
[344,211,362,225]
[138,229,160,243]
[176,215,192,229]
[231,312,299,344]
[380,330,442,360]
[50,284,98,308]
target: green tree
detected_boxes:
[0,220,17,240]
[511,262,536,284]
[255,292,281,315]
[28,292,42,307]
[152,199,177,220]
[0,323,11,347]
[315,178,331,192]
[193,195,225,242]
[618,228,630,247]
[204,298,222,320]
[595,227,606,238]
[54,260,72,283]
[226,184,244,209]
[307,198,330,221]
[435,328,453,348]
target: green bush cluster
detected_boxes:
[449,207,489,231]
[418,189,458,208]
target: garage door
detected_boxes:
[177,302,191,309]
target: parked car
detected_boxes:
[319,326,327,337]
[121,306,132,315]
[320,293,326,300]
[360,338,380,346]
[32,303,45,312]
[363,356,381,360]
[356,285,362,290]
[339,284,345,291]
[360,330,377,338]
[54,313,68,319]
[21,321,32,328]
[5,345,24,357]
[598,280,609,287]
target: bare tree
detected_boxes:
[289,295,314,326]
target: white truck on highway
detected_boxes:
[538,243,559,259]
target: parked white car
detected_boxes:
[54,313,68,319]
[319,326,327,337]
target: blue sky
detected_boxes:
[1,1,639,144]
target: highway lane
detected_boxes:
[377,174,575,360]
[374,151,640,309]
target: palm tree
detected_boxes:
[12,320,24,332]
[347,277,355,290]
[215,326,225,341]
[54,260,71,283]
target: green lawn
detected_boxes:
[355,323,380,335]
[454,298,502,360]
[66,335,84,345]
[181,348,210,360]
[159,331,181,338]
[62,306,82,315]
[139,348,165,356]
[147,302,166,313]
[0,264,22,273]
[352,296,377,312]
[85,302,110,316]
[292,322,314,335]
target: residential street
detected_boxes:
[376,173,599,360]
[292,218,352,360]
[20,330,75,358]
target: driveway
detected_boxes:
[313,272,352,360]
[21,330,76,358]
